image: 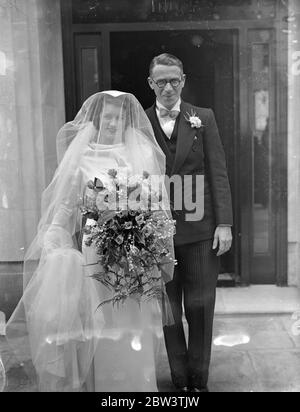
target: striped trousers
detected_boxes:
[163,239,220,389]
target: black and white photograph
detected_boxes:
[0,0,300,394]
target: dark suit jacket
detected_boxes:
[146,100,233,246]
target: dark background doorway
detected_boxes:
[63,0,288,285]
[110,29,237,277]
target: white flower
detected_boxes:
[117,173,129,187]
[128,175,143,186]
[185,111,203,129]
[96,190,110,210]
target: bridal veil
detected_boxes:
[6,91,174,392]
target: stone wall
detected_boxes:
[288,0,300,287]
[0,0,65,317]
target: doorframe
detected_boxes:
[61,0,288,285]
[274,1,288,286]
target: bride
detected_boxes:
[6,91,175,392]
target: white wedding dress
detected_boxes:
[80,145,160,392]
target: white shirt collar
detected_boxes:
[156,98,181,113]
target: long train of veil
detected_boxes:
[6,91,175,392]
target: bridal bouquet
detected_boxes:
[81,168,176,307]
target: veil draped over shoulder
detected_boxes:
[6,91,175,392]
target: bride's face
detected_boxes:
[101,103,123,143]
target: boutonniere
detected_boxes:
[184,110,203,129]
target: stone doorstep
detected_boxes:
[215,285,300,315]
[1,286,300,335]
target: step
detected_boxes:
[215,285,300,315]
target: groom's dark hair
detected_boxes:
[149,53,184,76]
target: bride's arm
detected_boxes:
[43,168,83,252]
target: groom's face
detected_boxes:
[148,64,185,110]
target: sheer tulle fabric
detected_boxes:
[6,91,174,392]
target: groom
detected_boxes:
[146,53,233,392]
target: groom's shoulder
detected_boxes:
[182,101,212,118]
[145,104,155,115]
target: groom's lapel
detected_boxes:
[172,101,195,175]
[147,104,174,172]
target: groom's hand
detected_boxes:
[213,226,232,256]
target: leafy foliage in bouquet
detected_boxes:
[80,169,176,307]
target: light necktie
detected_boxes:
[159,107,180,120]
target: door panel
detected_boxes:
[248,29,276,283]
[74,33,103,108]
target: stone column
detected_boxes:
[288,0,300,287]
[0,0,65,316]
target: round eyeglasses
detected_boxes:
[151,78,182,89]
